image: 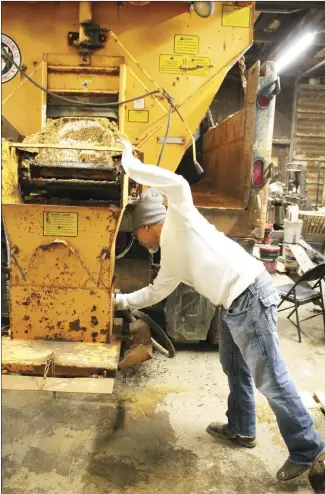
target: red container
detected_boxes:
[259,244,280,261]
[263,222,273,245]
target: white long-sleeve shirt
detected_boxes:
[118,145,265,311]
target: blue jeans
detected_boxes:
[219,271,325,465]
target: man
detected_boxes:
[115,140,325,483]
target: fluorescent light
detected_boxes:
[275,32,316,73]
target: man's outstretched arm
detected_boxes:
[119,140,193,211]
[115,265,179,310]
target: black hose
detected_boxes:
[130,309,176,358]
[115,234,135,260]
[118,309,135,324]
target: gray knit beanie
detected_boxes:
[132,188,167,230]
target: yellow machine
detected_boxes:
[1,1,277,391]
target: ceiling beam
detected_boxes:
[262,9,325,61]
[301,59,325,76]
[254,31,325,46]
[256,2,325,11]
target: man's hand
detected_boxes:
[114,293,128,311]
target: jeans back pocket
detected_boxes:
[259,293,280,332]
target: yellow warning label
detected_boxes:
[174,35,199,55]
[43,212,78,237]
[128,110,149,123]
[185,56,211,76]
[222,5,251,28]
[159,54,184,75]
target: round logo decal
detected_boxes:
[2,33,21,83]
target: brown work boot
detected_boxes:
[277,447,325,483]
[206,422,257,449]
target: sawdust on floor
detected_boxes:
[256,404,285,448]
[114,385,188,419]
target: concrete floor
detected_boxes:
[2,275,325,494]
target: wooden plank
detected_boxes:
[288,244,314,272]
[299,391,319,410]
[299,211,325,216]
[314,391,325,411]
[2,375,115,394]
[2,338,121,370]
[119,344,153,370]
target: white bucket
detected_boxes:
[283,219,303,244]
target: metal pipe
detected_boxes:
[301,59,325,77]
[79,1,92,44]
[11,143,124,151]
[256,1,325,10]
[255,8,302,14]
[289,73,300,163]
[48,66,119,74]
[316,166,321,209]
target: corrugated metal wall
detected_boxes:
[292,81,325,205]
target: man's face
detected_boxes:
[136,225,160,254]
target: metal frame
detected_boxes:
[1,57,131,392]
[278,276,325,343]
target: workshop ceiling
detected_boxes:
[236,2,325,78]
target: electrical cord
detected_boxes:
[1,48,203,172]
[2,47,177,166]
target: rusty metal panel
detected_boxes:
[195,62,260,209]
[292,83,325,203]
[193,61,276,240]
[196,111,245,208]
[2,203,122,342]
[10,286,112,342]
[48,67,120,94]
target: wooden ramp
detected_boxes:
[2,375,115,394]
[2,337,121,394]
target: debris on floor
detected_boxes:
[2,301,325,494]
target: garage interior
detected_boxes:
[1,2,325,494]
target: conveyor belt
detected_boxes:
[19,155,123,202]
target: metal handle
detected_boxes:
[10,246,27,281]
[27,239,98,286]
[38,239,76,253]
[264,161,275,182]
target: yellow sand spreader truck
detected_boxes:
[1,1,278,393]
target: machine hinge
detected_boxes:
[68,23,109,57]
